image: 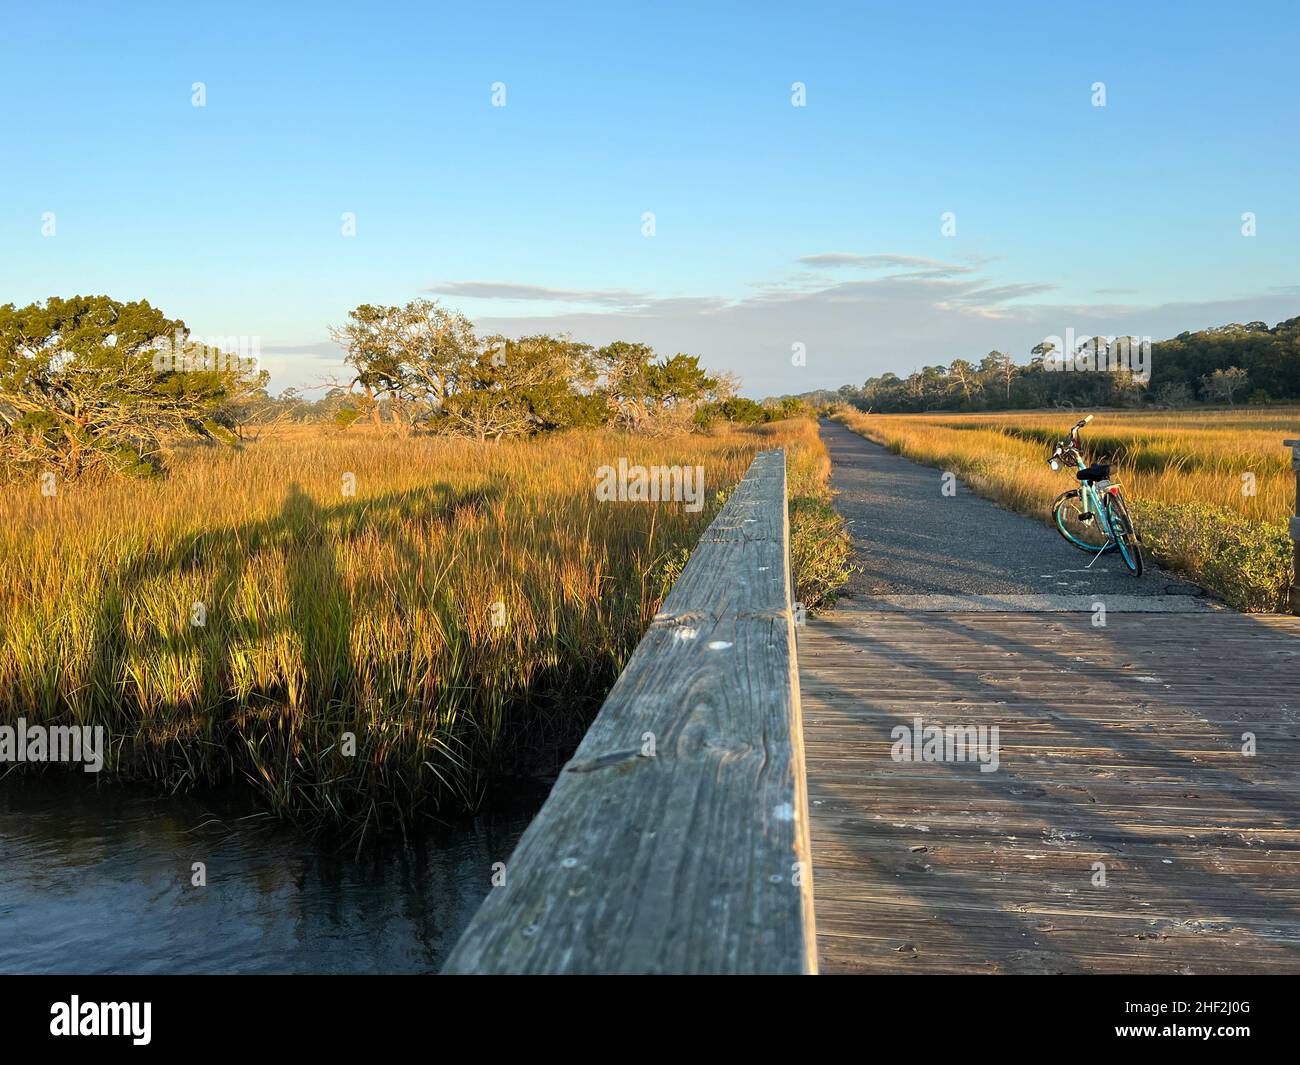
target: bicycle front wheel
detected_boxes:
[1052,490,1113,552]
[1104,492,1143,576]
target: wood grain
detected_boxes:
[443,449,816,974]
[802,606,1300,974]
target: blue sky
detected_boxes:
[3,0,1297,396]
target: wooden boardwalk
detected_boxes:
[801,605,1300,974]
[445,451,814,974]
[444,431,1300,975]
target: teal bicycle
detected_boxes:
[1048,414,1143,576]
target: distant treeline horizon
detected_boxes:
[783,315,1300,413]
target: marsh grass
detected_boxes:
[833,407,1297,611]
[1,418,844,831]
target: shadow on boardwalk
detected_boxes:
[802,602,1300,974]
[802,419,1300,974]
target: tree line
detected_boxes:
[0,295,796,482]
[809,317,1300,413]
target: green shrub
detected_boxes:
[694,397,772,428]
[1132,500,1293,611]
[785,442,852,611]
[789,493,852,611]
[648,546,693,602]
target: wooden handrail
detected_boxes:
[1285,439,1300,615]
[442,448,816,974]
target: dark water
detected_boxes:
[0,774,545,974]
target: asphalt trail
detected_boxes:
[818,419,1211,607]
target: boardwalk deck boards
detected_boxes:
[801,607,1300,974]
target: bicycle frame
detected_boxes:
[1062,426,1121,545]
[1074,470,1118,542]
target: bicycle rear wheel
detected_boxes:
[1052,490,1113,552]
[1104,492,1143,576]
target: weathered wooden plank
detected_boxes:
[802,607,1300,974]
[1284,439,1300,614]
[443,449,815,974]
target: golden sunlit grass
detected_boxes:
[833,406,1298,611]
[0,417,845,830]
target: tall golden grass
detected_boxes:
[833,407,1298,611]
[0,417,845,830]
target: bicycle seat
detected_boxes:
[1076,463,1110,483]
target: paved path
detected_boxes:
[802,420,1300,974]
[818,417,1209,606]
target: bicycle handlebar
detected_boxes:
[1050,414,1095,467]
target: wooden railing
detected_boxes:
[442,449,816,974]
[1286,439,1300,615]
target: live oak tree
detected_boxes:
[645,353,715,411]
[331,300,600,439]
[332,299,718,439]
[0,295,264,480]
[595,341,715,431]
[329,300,470,431]
[592,340,658,429]
[433,334,603,441]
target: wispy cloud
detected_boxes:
[941,282,1059,307]
[424,280,651,309]
[796,252,978,277]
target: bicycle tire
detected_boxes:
[1103,491,1143,576]
[1051,489,1114,553]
